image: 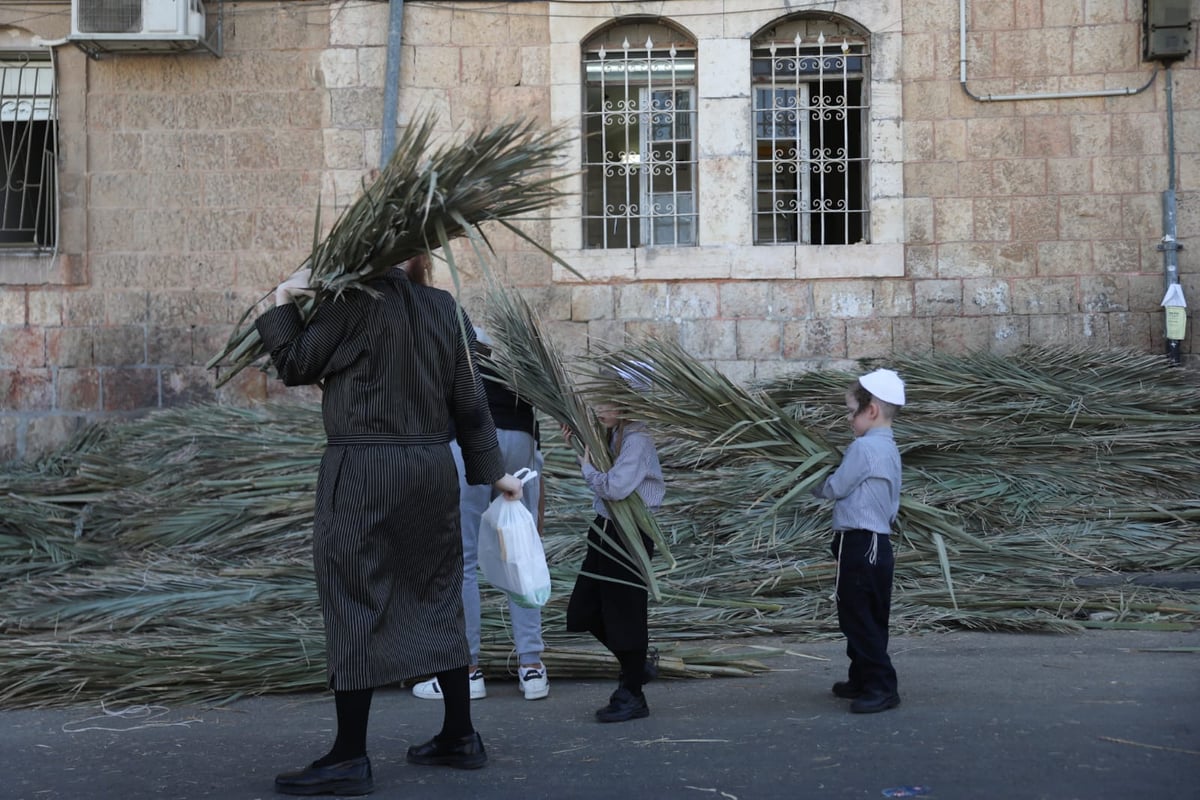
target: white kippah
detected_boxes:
[858,368,906,406]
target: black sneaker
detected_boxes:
[850,692,901,714]
[595,687,649,723]
[832,681,865,699]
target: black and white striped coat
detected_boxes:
[256,267,503,690]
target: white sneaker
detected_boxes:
[518,666,549,700]
[412,669,487,700]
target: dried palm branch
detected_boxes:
[206,112,572,386]
[482,284,671,598]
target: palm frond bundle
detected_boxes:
[207,112,570,386]
[483,286,671,597]
[1,346,1198,708]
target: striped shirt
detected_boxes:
[813,426,901,535]
[582,420,665,519]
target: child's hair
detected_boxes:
[849,380,900,421]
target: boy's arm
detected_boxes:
[813,439,870,500]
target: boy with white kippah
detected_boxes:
[812,368,905,714]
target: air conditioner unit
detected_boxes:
[69,0,210,54]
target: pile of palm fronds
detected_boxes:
[2,345,1198,709]
[206,112,572,386]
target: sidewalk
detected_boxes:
[2,629,1196,800]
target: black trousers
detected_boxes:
[566,516,654,651]
[831,530,898,697]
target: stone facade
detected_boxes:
[0,0,1196,460]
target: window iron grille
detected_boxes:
[752,32,869,245]
[0,52,58,253]
[583,36,697,249]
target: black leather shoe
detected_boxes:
[850,692,901,714]
[274,755,373,796]
[595,687,650,723]
[832,681,865,699]
[406,731,487,769]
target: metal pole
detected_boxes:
[380,0,405,169]
[1160,64,1183,365]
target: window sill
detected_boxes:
[552,242,905,282]
[0,252,83,286]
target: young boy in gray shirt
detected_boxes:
[812,368,905,713]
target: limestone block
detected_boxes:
[904,161,960,198]
[521,46,551,86]
[734,247,793,281]
[719,281,771,319]
[963,278,1011,315]
[25,415,86,458]
[782,319,845,359]
[102,367,160,411]
[56,368,100,412]
[914,279,963,316]
[1071,312,1111,346]
[812,280,876,319]
[330,87,386,130]
[993,242,1038,277]
[699,98,750,158]
[544,319,588,358]
[0,326,45,368]
[1011,277,1074,314]
[403,4,456,46]
[1069,115,1111,157]
[0,368,53,411]
[1092,240,1141,276]
[1059,195,1121,241]
[904,197,934,246]
[870,118,904,164]
[891,316,933,356]
[636,247,734,281]
[451,6,510,46]
[906,120,935,161]
[973,197,1012,241]
[1079,274,1129,312]
[319,49,359,89]
[934,198,973,242]
[616,282,669,319]
[489,86,551,124]
[254,208,318,252]
[586,319,626,353]
[937,242,996,278]
[1023,116,1071,158]
[188,209,258,253]
[64,294,106,327]
[1072,25,1137,74]
[1112,113,1163,157]
[176,93,235,131]
[667,283,719,320]
[800,243,905,279]
[1107,311,1152,349]
[1011,197,1059,241]
[770,280,812,320]
[966,117,1025,159]
[930,317,990,354]
[0,416,18,461]
[94,327,146,367]
[147,326,196,365]
[105,292,150,325]
[736,319,781,359]
[994,158,1048,196]
[713,359,753,387]
[518,285,573,322]
[905,245,937,279]
[27,292,62,327]
[697,39,749,99]
[47,328,95,368]
[150,291,233,326]
[502,252,554,286]
[0,292,24,326]
[845,318,894,359]
[330,2,387,47]
[679,319,736,360]
[163,367,217,406]
[571,285,614,321]
[873,280,915,317]
[698,156,753,246]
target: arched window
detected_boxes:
[0,48,57,252]
[581,21,697,249]
[752,17,869,245]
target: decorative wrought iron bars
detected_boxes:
[752,32,869,245]
[0,51,57,252]
[582,36,697,249]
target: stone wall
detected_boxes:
[0,0,1195,461]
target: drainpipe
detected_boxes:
[380,0,405,169]
[1160,64,1185,365]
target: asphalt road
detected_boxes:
[1,630,1197,800]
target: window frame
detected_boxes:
[0,48,59,256]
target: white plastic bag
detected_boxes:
[477,468,551,608]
